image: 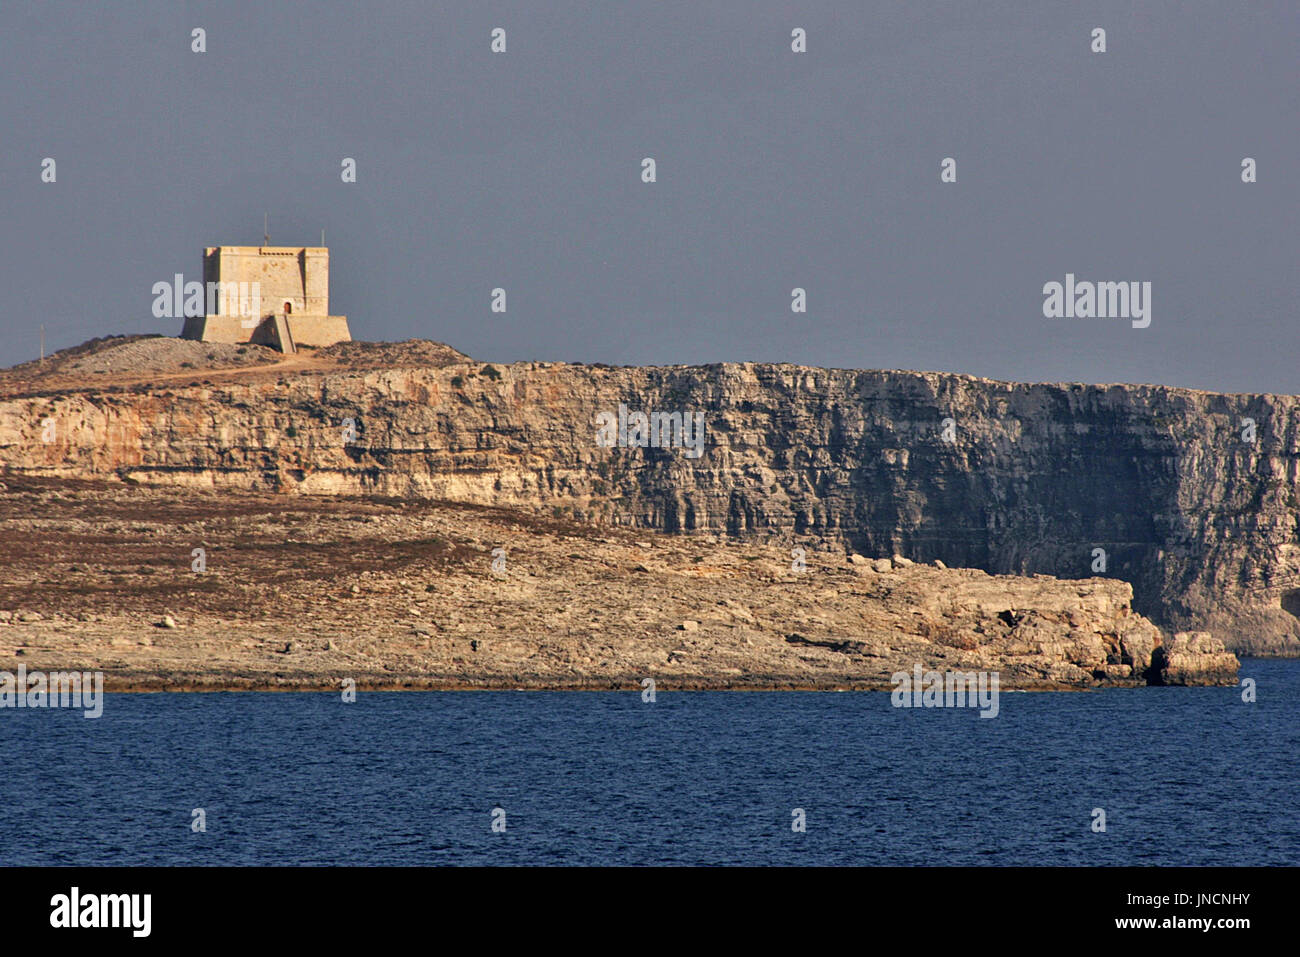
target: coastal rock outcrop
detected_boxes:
[1,337,1296,656]
[0,476,1240,689]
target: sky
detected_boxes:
[1,0,1296,393]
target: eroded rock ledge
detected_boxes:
[0,477,1238,690]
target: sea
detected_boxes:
[2,659,1296,866]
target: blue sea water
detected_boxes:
[2,660,1296,866]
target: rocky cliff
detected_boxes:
[2,337,1297,656]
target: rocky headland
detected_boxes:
[0,333,1291,687]
[0,474,1237,690]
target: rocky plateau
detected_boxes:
[0,333,1289,687]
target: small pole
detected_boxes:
[321,228,325,247]
[263,213,269,247]
[40,324,45,361]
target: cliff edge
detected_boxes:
[1,335,1295,658]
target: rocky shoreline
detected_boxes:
[0,475,1239,691]
[1,336,1296,657]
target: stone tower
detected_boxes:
[179,246,351,353]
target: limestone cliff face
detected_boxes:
[3,352,1299,655]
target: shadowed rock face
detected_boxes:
[2,342,1297,656]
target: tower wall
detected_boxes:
[182,245,349,350]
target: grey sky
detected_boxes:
[2,0,1296,392]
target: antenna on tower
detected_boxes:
[263,213,269,247]
[321,228,325,247]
